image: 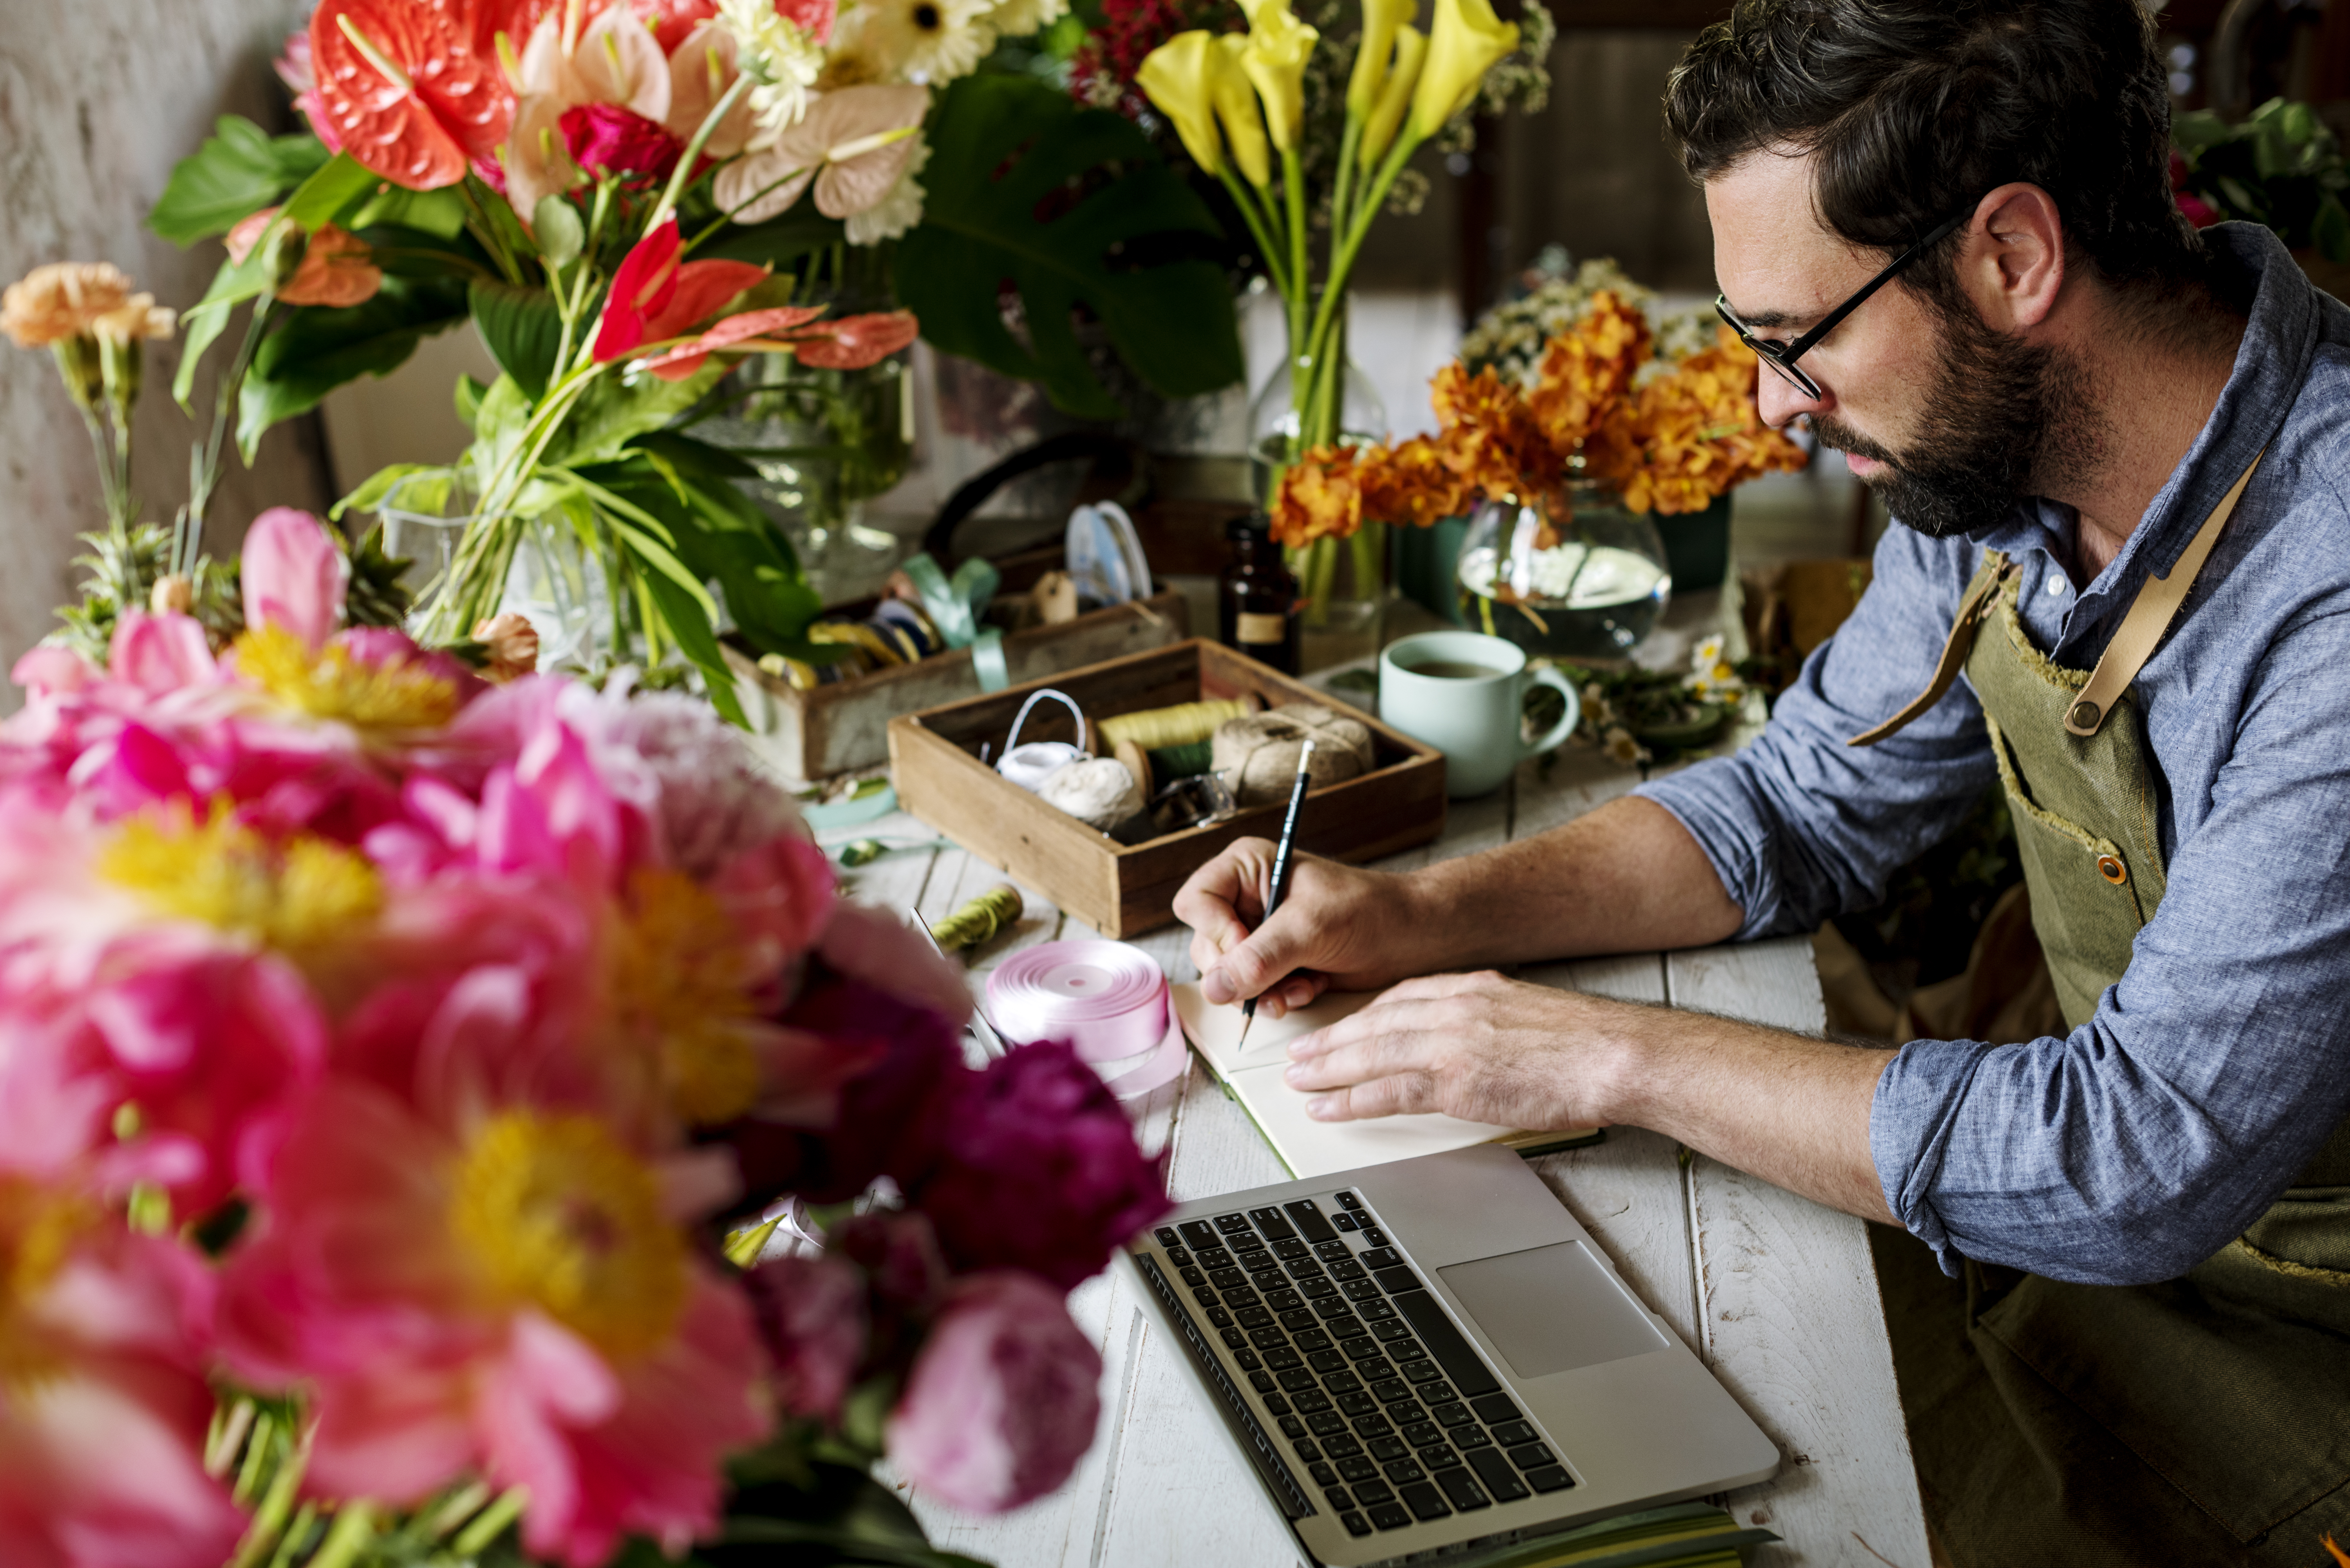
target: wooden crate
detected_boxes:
[727,589,1189,782]
[888,639,1447,938]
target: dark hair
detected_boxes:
[1663,0,2206,306]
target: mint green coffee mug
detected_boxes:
[1379,631,1580,798]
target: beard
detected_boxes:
[1813,304,2099,540]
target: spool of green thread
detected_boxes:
[1146,740,1215,780]
[933,883,1023,953]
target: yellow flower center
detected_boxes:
[99,800,382,950]
[0,1178,89,1392]
[448,1111,688,1361]
[608,869,766,1127]
[234,623,461,733]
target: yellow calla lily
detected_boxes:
[1236,0,1292,23]
[1360,24,1426,168]
[1346,0,1417,119]
[1135,31,1227,177]
[1211,34,1274,187]
[1241,7,1319,151]
[1406,0,1517,143]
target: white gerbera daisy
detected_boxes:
[716,0,825,135]
[846,135,929,244]
[857,0,997,85]
[987,0,1068,40]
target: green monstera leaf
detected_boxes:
[895,74,1243,419]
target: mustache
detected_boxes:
[1810,417,1901,471]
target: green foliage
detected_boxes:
[53,523,243,664]
[344,522,417,630]
[148,116,331,246]
[238,274,472,460]
[895,74,1242,418]
[2174,98,2350,262]
[470,281,566,401]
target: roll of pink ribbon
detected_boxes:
[984,941,1188,1098]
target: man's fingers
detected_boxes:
[1283,997,1452,1087]
[1305,1073,1438,1122]
[1201,901,1318,1006]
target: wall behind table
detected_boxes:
[0,0,335,705]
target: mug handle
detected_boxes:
[1518,666,1582,759]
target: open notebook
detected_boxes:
[1170,983,1603,1179]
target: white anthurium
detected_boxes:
[665,22,758,156]
[714,85,931,224]
[502,95,582,227]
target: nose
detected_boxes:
[1754,362,1828,430]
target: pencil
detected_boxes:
[1238,739,1315,1051]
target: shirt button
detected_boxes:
[2046,574,2068,596]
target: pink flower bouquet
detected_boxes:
[0,508,1169,1568]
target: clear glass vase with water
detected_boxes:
[1455,481,1672,660]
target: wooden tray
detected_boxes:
[888,639,1447,938]
[727,588,1189,782]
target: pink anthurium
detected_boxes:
[591,218,769,364]
[712,85,929,226]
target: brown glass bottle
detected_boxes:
[1219,513,1300,674]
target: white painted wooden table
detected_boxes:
[829,737,1929,1568]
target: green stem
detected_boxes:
[649,73,753,231]
[1329,115,1364,252]
[1217,168,1291,298]
[458,177,527,286]
[181,295,275,575]
[1303,129,1420,390]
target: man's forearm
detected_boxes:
[1600,1005,1899,1225]
[1400,796,1748,972]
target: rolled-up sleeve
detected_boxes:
[1635,524,2002,939]
[1871,603,2350,1285]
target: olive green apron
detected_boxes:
[1853,458,2350,1563]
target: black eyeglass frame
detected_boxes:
[1714,210,1971,400]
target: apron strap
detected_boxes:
[2063,449,2265,737]
[1847,556,2016,747]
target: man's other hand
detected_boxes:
[1282,971,1625,1130]
[1173,840,1417,1020]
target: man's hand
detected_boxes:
[1281,971,1630,1129]
[1173,841,1421,1020]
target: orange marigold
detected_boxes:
[1270,446,1368,548]
[1526,290,1653,452]
[1585,326,1805,513]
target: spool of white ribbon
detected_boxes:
[996,688,1088,792]
[984,940,1188,1099]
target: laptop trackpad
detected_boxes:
[1438,1241,1668,1378]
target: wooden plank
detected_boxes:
[1665,937,1929,1568]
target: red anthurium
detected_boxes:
[633,307,919,381]
[795,310,921,370]
[309,0,544,190]
[591,218,770,363]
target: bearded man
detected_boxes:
[1171,1,2350,1560]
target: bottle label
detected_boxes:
[1236,611,1287,643]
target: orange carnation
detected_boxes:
[1585,325,1804,513]
[1526,290,1652,452]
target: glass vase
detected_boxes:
[1455,481,1672,661]
[376,474,610,672]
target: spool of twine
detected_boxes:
[1098,693,1263,751]
[934,883,1024,952]
[1038,756,1146,831]
[1211,704,1375,807]
[1112,737,1154,798]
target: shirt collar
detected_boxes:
[1968,223,2318,639]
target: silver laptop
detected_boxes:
[1121,1143,1779,1566]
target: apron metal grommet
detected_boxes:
[2069,699,2102,730]
[2096,854,2128,885]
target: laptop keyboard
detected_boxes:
[1137,1190,1575,1542]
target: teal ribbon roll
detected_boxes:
[899,552,1008,692]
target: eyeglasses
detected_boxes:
[1714,211,1971,401]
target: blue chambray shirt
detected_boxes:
[1636,223,2350,1287]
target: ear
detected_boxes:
[1960,182,2066,332]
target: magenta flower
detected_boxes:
[0,1200,246,1568]
[912,1039,1171,1290]
[886,1272,1102,1513]
[745,1252,868,1419]
[560,103,684,184]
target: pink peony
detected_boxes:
[744,1252,866,1419]
[240,508,347,650]
[560,103,683,182]
[910,1040,1171,1291]
[11,645,96,701]
[0,1193,247,1568]
[218,1081,770,1567]
[886,1272,1101,1513]
[107,611,217,696]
